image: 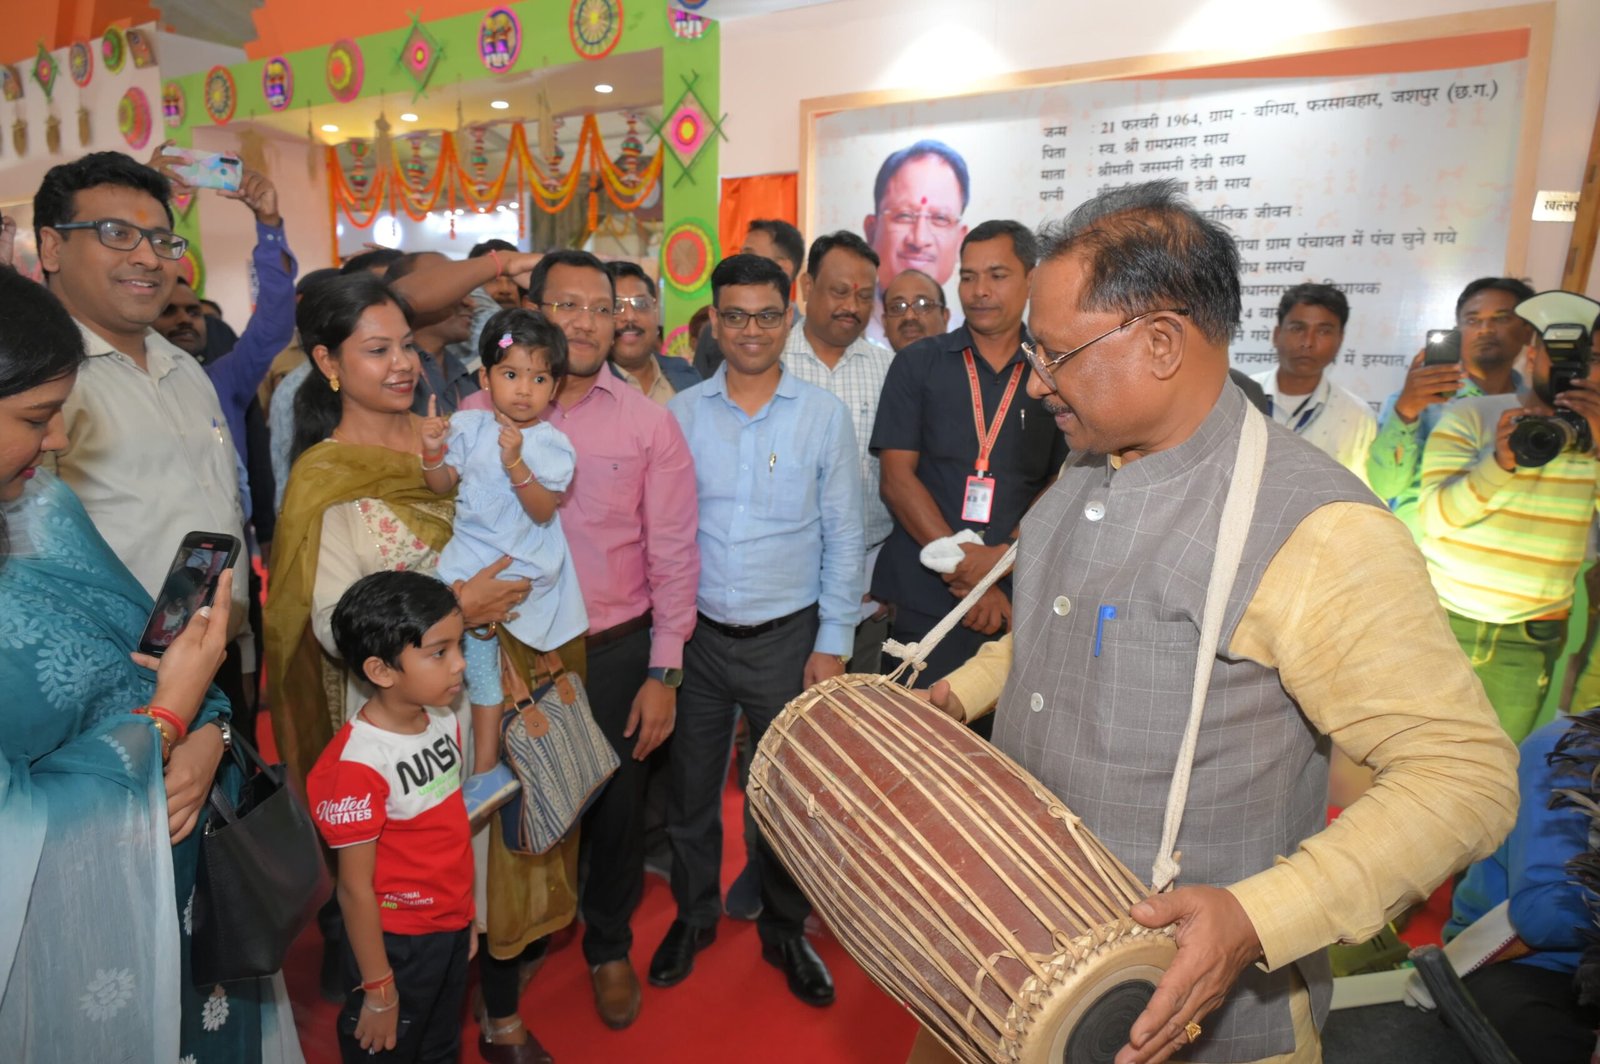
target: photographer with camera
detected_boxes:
[1419,290,1600,741]
[1368,278,1534,539]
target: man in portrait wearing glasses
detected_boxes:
[607,260,701,405]
[910,181,1516,1064]
[871,220,1067,729]
[521,249,699,1033]
[656,253,863,1008]
[882,268,950,353]
[862,139,970,346]
[33,151,262,737]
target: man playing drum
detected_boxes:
[917,181,1519,1064]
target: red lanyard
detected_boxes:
[962,348,1023,474]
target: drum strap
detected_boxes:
[882,542,1018,687]
[1151,406,1268,891]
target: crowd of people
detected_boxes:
[2,136,1598,1064]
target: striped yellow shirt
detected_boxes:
[1419,393,1600,623]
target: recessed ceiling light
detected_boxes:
[320,124,339,133]
[490,100,510,110]
[594,83,614,94]
[508,202,519,210]
[399,112,418,122]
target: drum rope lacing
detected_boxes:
[879,406,1270,893]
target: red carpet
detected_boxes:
[273,719,919,1063]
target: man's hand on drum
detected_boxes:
[1116,886,1265,1064]
[803,651,846,689]
[961,587,1011,635]
[915,679,967,723]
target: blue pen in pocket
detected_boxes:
[1094,605,1117,657]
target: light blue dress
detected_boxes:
[0,473,302,1062]
[436,410,588,657]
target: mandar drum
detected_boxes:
[747,675,1176,1064]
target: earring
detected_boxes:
[329,375,340,393]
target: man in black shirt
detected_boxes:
[871,221,1068,729]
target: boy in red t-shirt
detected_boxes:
[308,570,475,1061]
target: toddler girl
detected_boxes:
[421,308,588,820]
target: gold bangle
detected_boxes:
[467,623,499,640]
[503,455,527,471]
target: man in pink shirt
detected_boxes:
[525,249,700,1030]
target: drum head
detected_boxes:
[1016,932,1177,1064]
[1061,980,1154,1064]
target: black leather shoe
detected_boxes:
[648,920,716,987]
[761,936,835,1007]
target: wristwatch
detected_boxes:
[646,667,684,688]
[215,718,233,752]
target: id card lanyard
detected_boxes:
[960,348,1024,525]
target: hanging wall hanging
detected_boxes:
[203,66,236,125]
[68,41,93,88]
[31,43,57,102]
[263,57,293,112]
[396,15,443,99]
[119,87,151,149]
[1,65,22,102]
[327,39,363,103]
[162,82,186,128]
[102,27,126,73]
[126,28,155,69]
[570,0,623,60]
[479,9,521,74]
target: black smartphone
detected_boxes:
[1424,328,1462,366]
[137,531,241,656]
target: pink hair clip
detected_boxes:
[498,332,514,349]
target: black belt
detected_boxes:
[696,605,813,640]
[588,610,652,651]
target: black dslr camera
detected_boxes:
[1508,291,1600,468]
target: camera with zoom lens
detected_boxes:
[1506,291,1600,469]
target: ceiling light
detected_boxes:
[594,83,614,94]
[320,124,339,133]
[399,112,418,122]
[490,100,510,110]
[508,202,519,210]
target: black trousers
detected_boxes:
[670,606,817,945]
[1464,960,1599,1064]
[889,605,1003,739]
[338,926,471,1064]
[577,622,653,965]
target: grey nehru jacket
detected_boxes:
[993,382,1378,1062]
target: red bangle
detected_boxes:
[143,705,188,741]
[361,972,395,992]
[486,249,504,278]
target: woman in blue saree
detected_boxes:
[0,267,302,1061]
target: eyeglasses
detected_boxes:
[1461,312,1517,330]
[536,300,616,320]
[715,308,786,330]
[1021,308,1190,385]
[884,295,946,318]
[52,219,188,260]
[615,295,657,313]
[881,208,961,231]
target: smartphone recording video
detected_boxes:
[138,532,241,656]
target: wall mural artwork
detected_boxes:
[1,66,23,103]
[31,43,57,103]
[126,28,156,69]
[396,15,444,99]
[662,219,712,292]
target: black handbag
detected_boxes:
[190,730,326,986]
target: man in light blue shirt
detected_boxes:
[651,254,863,1008]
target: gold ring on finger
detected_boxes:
[1184,1021,1203,1044]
